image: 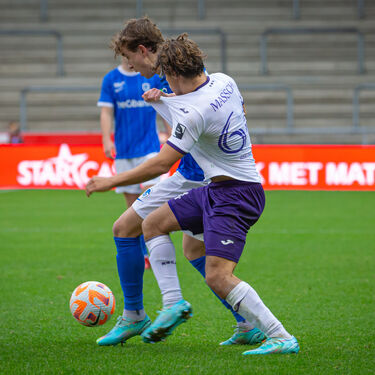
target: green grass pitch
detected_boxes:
[0,189,374,374]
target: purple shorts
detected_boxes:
[168,180,265,263]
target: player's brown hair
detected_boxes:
[111,16,164,56]
[156,33,206,78]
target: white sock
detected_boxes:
[146,235,183,308]
[226,281,292,339]
[123,309,146,322]
[237,321,255,331]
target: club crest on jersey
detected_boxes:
[174,123,186,139]
[142,82,151,92]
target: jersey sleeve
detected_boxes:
[150,98,203,155]
[166,107,203,155]
[97,74,114,107]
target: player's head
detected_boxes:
[156,33,206,94]
[111,16,164,78]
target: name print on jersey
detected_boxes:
[210,82,234,112]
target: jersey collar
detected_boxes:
[117,65,140,77]
[194,76,210,92]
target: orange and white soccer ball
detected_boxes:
[69,281,116,327]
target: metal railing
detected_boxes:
[40,0,48,21]
[238,84,375,144]
[352,84,375,129]
[293,0,366,19]
[260,27,366,75]
[238,84,294,131]
[198,0,206,19]
[162,28,227,74]
[0,30,64,76]
[19,86,98,131]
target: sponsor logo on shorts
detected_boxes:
[141,188,152,197]
[179,108,189,114]
[174,123,186,139]
[221,239,234,245]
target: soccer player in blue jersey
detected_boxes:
[98,56,170,268]
[89,17,265,348]
[86,33,299,355]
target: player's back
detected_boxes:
[155,73,261,183]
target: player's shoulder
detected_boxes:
[209,72,236,87]
[103,67,120,80]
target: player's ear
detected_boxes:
[138,45,148,56]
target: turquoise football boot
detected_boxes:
[96,315,151,346]
[220,326,266,346]
[242,336,299,355]
[141,300,192,343]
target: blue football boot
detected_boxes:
[141,300,192,343]
[242,336,299,355]
[96,315,151,346]
[220,326,266,346]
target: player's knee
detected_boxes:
[142,216,156,239]
[142,215,165,240]
[206,267,232,299]
[112,218,123,237]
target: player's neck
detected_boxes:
[176,74,208,95]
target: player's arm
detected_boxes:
[100,106,115,159]
[85,143,183,197]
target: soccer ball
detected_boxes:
[69,281,115,327]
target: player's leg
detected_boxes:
[205,255,299,355]
[141,202,194,343]
[202,181,298,355]
[183,234,265,345]
[137,186,154,270]
[97,207,151,346]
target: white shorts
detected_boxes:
[132,171,207,241]
[115,153,161,194]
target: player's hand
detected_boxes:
[142,88,175,102]
[103,138,116,159]
[85,176,114,197]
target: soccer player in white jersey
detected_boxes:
[90,17,265,348]
[86,34,299,355]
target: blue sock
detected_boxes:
[190,256,245,323]
[139,234,148,257]
[114,237,145,311]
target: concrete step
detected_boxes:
[2,88,375,106]
[2,103,374,122]
[1,19,375,33]
[1,61,374,78]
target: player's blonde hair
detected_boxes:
[111,16,164,56]
[156,33,206,78]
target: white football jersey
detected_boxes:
[150,73,261,183]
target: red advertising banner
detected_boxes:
[253,145,375,191]
[0,143,374,191]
